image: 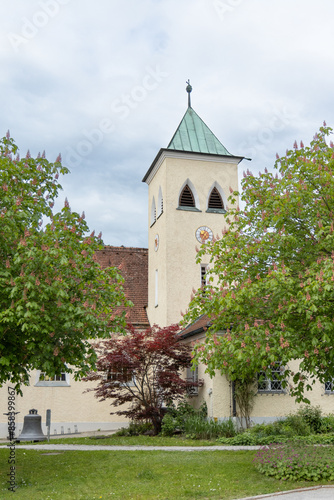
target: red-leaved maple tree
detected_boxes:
[85,324,198,434]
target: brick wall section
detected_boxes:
[95,246,149,327]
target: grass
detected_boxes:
[0,447,333,499]
[12,434,222,447]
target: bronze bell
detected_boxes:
[18,409,46,442]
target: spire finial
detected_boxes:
[186,79,192,108]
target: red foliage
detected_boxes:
[84,323,197,434]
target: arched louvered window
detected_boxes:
[208,187,224,210]
[179,184,195,207]
[151,197,156,225]
[158,187,163,217]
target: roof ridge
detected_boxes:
[102,246,148,252]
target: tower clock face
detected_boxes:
[196,226,213,244]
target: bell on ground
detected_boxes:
[17,409,46,442]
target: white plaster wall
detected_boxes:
[0,374,130,438]
[182,337,334,422]
[146,151,239,328]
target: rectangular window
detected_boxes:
[39,373,66,382]
[201,265,208,288]
[35,370,70,387]
[325,381,334,393]
[258,364,284,393]
[105,367,134,385]
[155,269,158,307]
[186,365,199,396]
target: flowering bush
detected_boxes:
[0,134,130,390]
[253,441,334,481]
[184,125,334,404]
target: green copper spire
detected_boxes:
[167,83,232,156]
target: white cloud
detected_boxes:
[1,0,334,247]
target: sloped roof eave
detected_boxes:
[142,148,244,184]
[179,315,212,340]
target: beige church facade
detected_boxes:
[1,89,334,438]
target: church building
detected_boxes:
[1,85,333,438]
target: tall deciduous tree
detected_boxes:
[0,133,130,391]
[184,124,334,402]
[85,324,198,434]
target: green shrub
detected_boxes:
[320,414,334,433]
[283,413,311,436]
[183,416,236,440]
[114,421,153,436]
[167,400,197,419]
[161,400,208,436]
[249,421,285,437]
[296,405,323,433]
[161,413,178,436]
[161,400,235,439]
[254,441,334,481]
[217,432,334,446]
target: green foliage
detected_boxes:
[161,400,236,439]
[248,421,288,437]
[254,442,334,481]
[161,413,178,436]
[0,134,130,390]
[161,400,198,436]
[217,432,334,446]
[169,400,199,420]
[184,124,334,402]
[294,405,323,433]
[320,414,334,433]
[282,415,311,436]
[184,416,236,440]
[114,421,154,436]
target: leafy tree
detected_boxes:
[0,133,130,391]
[184,123,334,402]
[84,324,198,434]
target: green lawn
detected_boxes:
[0,448,333,500]
[14,434,223,447]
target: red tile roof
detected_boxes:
[95,246,149,327]
[180,315,211,339]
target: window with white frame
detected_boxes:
[207,187,224,211]
[325,381,334,393]
[177,179,200,211]
[186,365,199,396]
[179,184,195,207]
[258,364,284,392]
[35,370,70,387]
[206,182,227,214]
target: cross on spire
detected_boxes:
[186,80,192,108]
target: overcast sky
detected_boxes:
[1,1,334,248]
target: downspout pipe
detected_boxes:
[232,381,237,417]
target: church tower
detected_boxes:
[143,83,244,327]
